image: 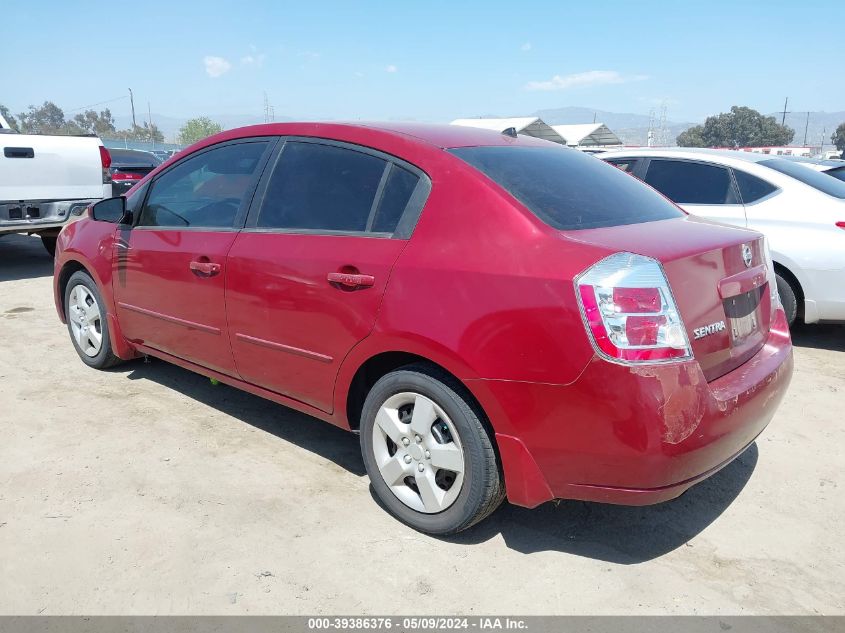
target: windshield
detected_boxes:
[450,145,683,230]
[760,158,845,199]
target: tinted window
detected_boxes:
[450,146,683,231]
[826,166,845,183]
[258,142,388,232]
[371,164,419,233]
[138,141,268,228]
[644,160,738,205]
[760,159,845,199]
[606,159,638,173]
[733,169,778,203]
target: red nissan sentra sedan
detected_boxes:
[53,122,793,534]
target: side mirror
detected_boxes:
[90,197,130,224]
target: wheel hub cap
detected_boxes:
[372,392,465,514]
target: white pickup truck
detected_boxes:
[0,112,112,255]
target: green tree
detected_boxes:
[70,108,117,137]
[17,101,67,134]
[0,103,18,131]
[832,123,845,153]
[677,106,794,148]
[112,122,164,143]
[178,117,223,144]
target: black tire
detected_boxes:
[64,270,123,369]
[776,272,799,327]
[360,364,504,535]
[41,235,57,257]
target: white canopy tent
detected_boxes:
[450,117,566,144]
[551,123,622,147]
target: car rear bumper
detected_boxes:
[0,199,95,235]
[469,308,794,508]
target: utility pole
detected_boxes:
[781,97,789,126]
[147,102,153,147]
[128,88,136,128]
[803,112,810,146]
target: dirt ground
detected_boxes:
[1,233,843,615]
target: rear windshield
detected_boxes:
[760,159,845,199]
[450,145,683,230]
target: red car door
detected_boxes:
[225,139,428,412]
[113,139,275,375]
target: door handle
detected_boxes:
[327,272,375,288]
[190,260,221,276]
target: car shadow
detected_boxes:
[118,357,756,564]
[438,443,758,563]
[121,358,367,477]
[0,234,54,282]
[790,323,845,352]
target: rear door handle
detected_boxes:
[190,260,221,276]
[327,272,375,288]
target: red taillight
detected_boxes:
[836,222,845,230]
[576,253,692,364]
[99,146,112,184]
[99,146,112,168]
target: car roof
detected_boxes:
[599,147,788,163]
[185,121,556,153]
[108,148,161,165]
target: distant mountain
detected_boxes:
[767,111,845,147]
[531,106,696,146]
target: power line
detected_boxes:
[67,95,129,113]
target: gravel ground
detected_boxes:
[1,233,843,615]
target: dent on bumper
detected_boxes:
[473,311,794,508]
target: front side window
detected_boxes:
[733,169,778,203]
[257,141,388,232]
[137,141,269,228]
[450,146,683,231]
[644,160,738,205]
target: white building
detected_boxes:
[450,117,566,144]
[552,123,622,148]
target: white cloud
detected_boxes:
[385,64,398,73]
[241,53,266,67]
[297,51,321,61]
[204,55,232,78]
[524,70,648,91]
[521,42,532,51]
[354,71,365,78]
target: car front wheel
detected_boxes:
[64,271,122,369]
[360,364,504,535]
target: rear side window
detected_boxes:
[450,146,682,231]
[371,164,419,233]
[733,169,778,203]
[137,141,269,229]
[644,160,738,205]
[760,159,845,199]
[258,142,387,232]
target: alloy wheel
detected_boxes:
[67,284,103,358]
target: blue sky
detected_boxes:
[3,0,843,126]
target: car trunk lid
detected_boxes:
[564,216,773,381]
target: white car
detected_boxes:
[1,111,112,255]
[599,148,845,325]
[778,156,845,182]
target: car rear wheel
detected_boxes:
[776,272,799,326]
[360,364,504,535]
[64,271,122,369]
